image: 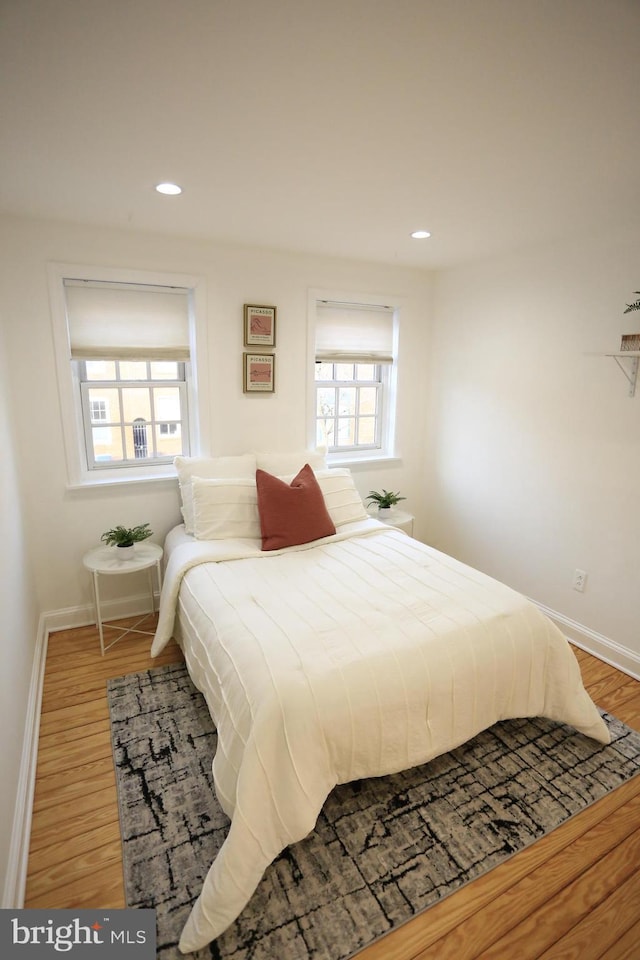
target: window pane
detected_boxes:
[317,387,336,417]
[356,363,375,380]
[315,362,334,382]
[336,418,355,446]
[338,387,356,415]
[358,417,376,445]
[85,360,116,381]
[335,363,354,381]
[88,388,118,423]
[359,387,377,415]
[125,420,152,459]
[316,421,332,447]
[154,386,181,421]
[150,361,179,380]
[155,423,183,456]
[122,388,151,422]
[119,361,148,381]
[92,426,122,462]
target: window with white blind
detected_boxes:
[313,299,397,460]
[49,265,207,486]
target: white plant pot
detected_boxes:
[378,507,392,516]
[117,544,135,560]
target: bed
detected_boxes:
[150,453,608,954]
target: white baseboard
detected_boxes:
[42,591,161,635]
[1,614,48,909]
[533,600,640,682]
[2,592,160,908]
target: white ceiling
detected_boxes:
[1,0,639,269]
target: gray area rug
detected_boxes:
[108,662,640,960]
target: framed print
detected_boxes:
[244,304,276,347]
[243,352,275,393]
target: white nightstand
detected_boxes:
[372,509,415,536]
[83,541,163,655]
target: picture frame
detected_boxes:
[243,352,275,393]
[244,304,276,347]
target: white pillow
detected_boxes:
[255,449,327,475]
[189,464,366,540]
[174,454,257,534]
[313,469,368,526]
[191,477,261,540]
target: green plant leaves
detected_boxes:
[365,489,406,508]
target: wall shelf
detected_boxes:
[605,351,640,397]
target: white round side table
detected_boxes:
[83,541,163,656]
[370,508,415,537]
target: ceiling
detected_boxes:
[1,0,639,269]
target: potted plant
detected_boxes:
[366,489,406,515]
[101,523,153,559]
[619,291,640,351]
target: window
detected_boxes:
[63,280,190,471]
[159,422,179,436]
[49,264,208,486]
[90,398,107,422]
[315,362,383,451]
[80,359,187,467]
[312,299,397,460]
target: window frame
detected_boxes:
[48,263,210,488]
[307,289,400,466]
[314,360,386,454]
[79,360,189,470]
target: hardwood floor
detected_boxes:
[25,621,640,959]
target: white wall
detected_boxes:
[0,215,432,619]
[428,227,640,661]
[3,210,638,894]
[0,306,40,903]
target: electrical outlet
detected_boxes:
[572,569,587,592]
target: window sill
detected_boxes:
[326,454,402,470]
[67,469,178,491]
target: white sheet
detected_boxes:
[151,522,609,953]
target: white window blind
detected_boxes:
[64,280,190,360]
[315,301,394,363]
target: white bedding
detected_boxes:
[151,520,609,954]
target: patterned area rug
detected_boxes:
[108,663,640,960]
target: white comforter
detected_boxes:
[151,520,608,953]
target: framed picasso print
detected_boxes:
[244,304,276,347]
[243,352,275,393]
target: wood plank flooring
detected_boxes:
[24,622,640,958]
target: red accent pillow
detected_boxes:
[256,463,337,551]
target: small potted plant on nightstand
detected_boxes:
[623,292,640,314]
[366,489,406,516]
[101,523,153,560]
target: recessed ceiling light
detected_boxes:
[411,230,431,240]
[155,182,182,195]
